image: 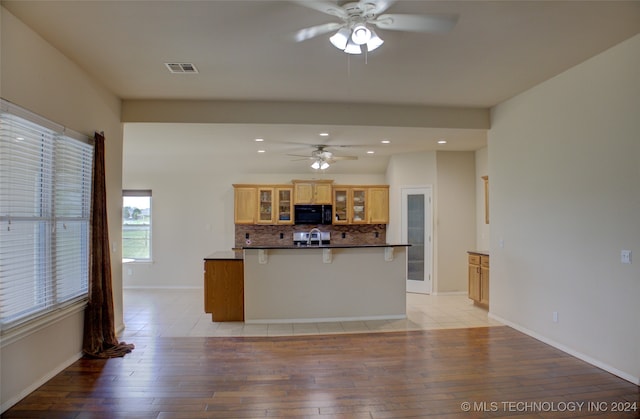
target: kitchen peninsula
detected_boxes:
[243,243,408,323]
[204,243,409,324]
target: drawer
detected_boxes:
[480,256,489,268]
[468,254,481,265]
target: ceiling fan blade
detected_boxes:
[287,153,315,158]
[330,155,358,161]
[291,0,348,19]
[361,0,396,16]
[294,22,343,42]
[372,13,458,33]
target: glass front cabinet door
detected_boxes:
[275,187,293,225]
[351,188,367,224]
[333,188,349,224]
[257,188,274,224]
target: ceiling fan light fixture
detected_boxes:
[351,24,371,45]
[329,27,351,50]
[366,29,384,52]
[344,37,362,54]
[312,160,331,170]
[311,159,330,170]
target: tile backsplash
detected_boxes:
[235,224,387,248]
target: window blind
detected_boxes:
[0,100,94,330]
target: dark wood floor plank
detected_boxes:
[2,327,639,418]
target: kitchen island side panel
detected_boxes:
[243,247,407,323]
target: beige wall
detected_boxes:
[435,151,476,293]
[386,150,476,293]
[475,147,490,251]
[122,133,387,288]
[0,7,123,411]
[489,34,640,384]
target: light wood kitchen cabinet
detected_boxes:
[204,258,244,321]
[234,185,293,225]
[333,188,349,224]
[235,182,389,225]
[257,187,274,224]
[332,187,367,224]
[367,186,389,224]
[333,186,389,224]
[233,186,257,224]
[468,252,489,307]
[293,180,333,204]
[275,187,294,224]
[351,188,367,224]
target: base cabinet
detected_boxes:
[204,259,244,321]
[468,253,489,307]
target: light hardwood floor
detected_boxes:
[2,290,638,418]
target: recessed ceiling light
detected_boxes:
[367,150,375,154]
[319,132,329,137]
[257,149,266,153]
[437,139,447,144]
[381,140,391,144]
[255,138,264,142]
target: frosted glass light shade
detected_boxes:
[329,27,351,50]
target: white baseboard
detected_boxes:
[123,286,202,290]
[431,291,468,296]
[489,313,640,386]
[0,351,84,414]
[246,314,407,324]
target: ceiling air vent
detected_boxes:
[164,63,198,74]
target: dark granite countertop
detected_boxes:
[468,250,490,256]
[204,251,244,260]
[243,243,410,250]
[205,244,410,260]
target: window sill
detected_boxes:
[0,300,87,348]
[123,259,154,264]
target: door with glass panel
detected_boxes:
[401,187,433,294]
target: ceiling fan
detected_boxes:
[293,0,458,54]
[288,144,358,170]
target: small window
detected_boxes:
[122,190,152,261]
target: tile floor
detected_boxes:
[120,289,503,339]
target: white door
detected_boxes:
[401,187,433,294]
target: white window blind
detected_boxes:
[0,100,94,331]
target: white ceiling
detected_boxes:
[5,1,640,174]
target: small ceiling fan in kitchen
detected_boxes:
[292,0,459,54]
[288,144,358,170]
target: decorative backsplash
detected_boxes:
[234,224,387,248]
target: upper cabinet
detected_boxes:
[234,185,293,225]
[275,187,294,224]
[332,185,389,224]
[293,180,333,205]
[367,187,389,224]
[234,182,388,225]
[234,186,257,224]
[351,188,367,224]
[333,188,349,224]
[257,187,274,224]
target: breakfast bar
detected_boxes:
[242,244,408,323]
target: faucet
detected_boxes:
[307,228,322,245]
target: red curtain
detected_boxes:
[83,132,134,358]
